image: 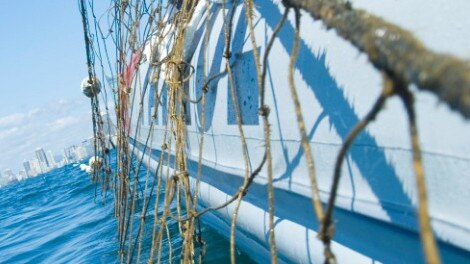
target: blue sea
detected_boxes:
[0,154,255,263]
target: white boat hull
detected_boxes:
[129,1,470,262]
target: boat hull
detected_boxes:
[129,1,470,262]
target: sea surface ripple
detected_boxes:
[0,155,255,263]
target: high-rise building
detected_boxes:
[35,148,50,173]
[23,160,32,177]
[64,146,78,163]
[47,150,56,169]
[30,158,42,176]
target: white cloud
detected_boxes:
[0,113,26,128]
[0,127,19,140]
[0,97,96,172]
[49,116,80,131]
[27,108,41,117]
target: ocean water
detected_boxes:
[0,155,255,263]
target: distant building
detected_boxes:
[47,150,56,169]
[58,156,68,167]
[23,160,32,177]
[30,158,42,176]
[35,148,50,173]
[18,170,26,181]
[3,169,15,182]
[75,146,88,160]
[64,145,78,163]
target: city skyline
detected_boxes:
[0,111,115,186]
[0,138,95,187]
[0,1,111,174]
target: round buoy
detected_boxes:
[81,77,101,98]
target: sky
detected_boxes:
[0,1,108,172]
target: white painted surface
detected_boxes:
[131,0,470,262]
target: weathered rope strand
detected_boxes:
[284,0,470,118]
[320,74,395,264]
[399,84,442,264]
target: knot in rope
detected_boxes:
[223,50,231,59]
[258,105,270,117]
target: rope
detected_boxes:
[284,0,470,119]
[287,5,325,227]
[243,0,278,262]
[77,0,468,263]
[399,82,442,264]
[79,0,112,203]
